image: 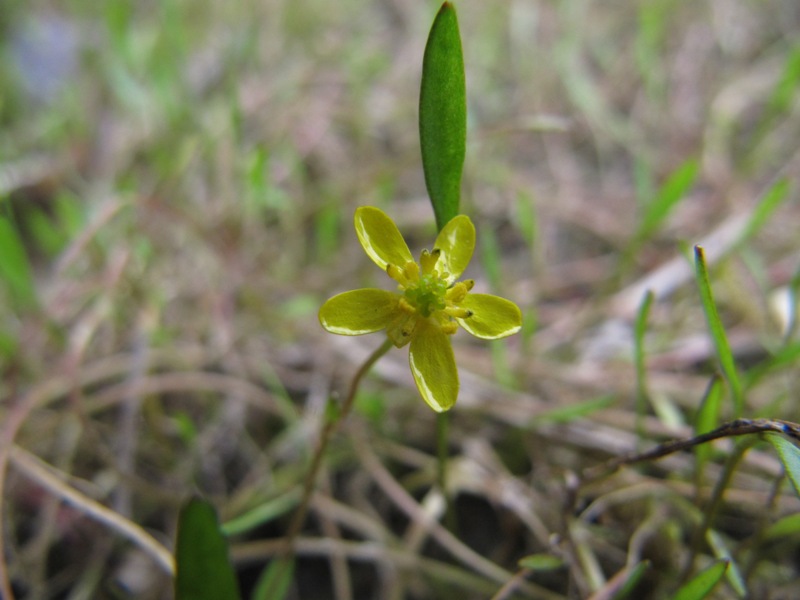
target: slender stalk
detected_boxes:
[436,411,456,531]
[263,339,393,597]
[286,338,392,545]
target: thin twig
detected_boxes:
[582,418,800,482]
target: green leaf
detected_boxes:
[252,557,294,600]
[534,394,616,424]
[739,178,791,246]
[518,553,564,572]
[694,375,724,478]
[694,245,743,415]
[419,1,466,231]
[766,433,800,500]
[706,530,746,597]
[673,560,728,600]
[175,498,240,600]
[636,158,698,244]
[763,512,800,541]
[634,290,653,437]
[221,490,300,537]
[0,216,36,310]
[604,560,650,600]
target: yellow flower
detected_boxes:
[319,206,522,412]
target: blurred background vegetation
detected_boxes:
[1,0,800,598]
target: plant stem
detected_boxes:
[436,411,456,531]
[283,338,393,550]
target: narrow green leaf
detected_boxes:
[518,553,564,572]
[738,178,791,246]
[252,557,294,600]
[0,216,36,310]
[534,394,615,424]
[634,290,653,439]
[766,433,800,500]
[736,179,792,252]
[221,490,300,537]
[175,498,240,600]
[693,245,743,415]
[706,530,746,597]
[419,1,466,231]
[673,560,729,600]
[606,560,650,600]
[694,375,724,478]
[763,512,800,541]
[637,159,698,243]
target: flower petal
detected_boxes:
[408,320,458,412]
[433,215,475,282]
[457,293,522,339]
[354,207,414,271]
[319,289,399,335]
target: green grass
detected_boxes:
[2,1,800,599]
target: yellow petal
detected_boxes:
[457,293,522,339]
[408,321,458,412]
[433,215,475,283]
[319,289,399,335]
[354,207,414,271]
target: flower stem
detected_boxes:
[282,338,393,552]
[437,411,456,531]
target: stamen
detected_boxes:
[387,264,408,286]
[419,248,440,275]
[403,261,420,282]
[445,306,471,319]
[439,321,458,335]
[446,282,469,303]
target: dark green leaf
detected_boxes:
[419,2,466,231]
[175,498,240,600]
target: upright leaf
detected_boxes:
[0,216,36,310]
[420,2,466,231]
[766,433,800,500]
[175,498,240,600]
[694,246,743,415]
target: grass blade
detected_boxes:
[0,215,36,310]
[706,529,746,597]
[673,560,728,600]
[634,290,653,439]
[419,1,466,231]
[636,158,699,244]
[693,245,743,416]
[175,498,240,600]
[765,432,800,500]
[694,375,724,480]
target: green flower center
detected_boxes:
[404,273,447,318]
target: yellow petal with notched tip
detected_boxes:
[354,206,414,272]
[319,289,399,335]
[433,215,475,283]
[408,320,458,412]
[457,293,522,339]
